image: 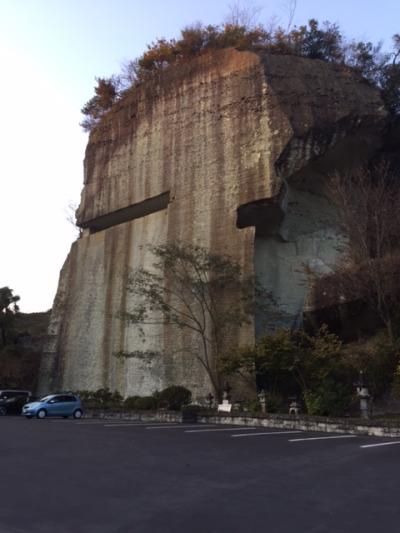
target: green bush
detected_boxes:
[75,390,92,402]
[357,335,400,399]
[244,399,262,414]
[158,386,192,410]
[123,396,141,410]
[133,396,159,410]
[93,388,123,408]
[76,388,123,409]
[77,388,192,411]
[264,392,284,414]
[303,382,352,417]
[392,363,400,399]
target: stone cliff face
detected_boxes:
[39,48,387,399]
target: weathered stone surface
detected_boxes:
[254,185,348,332]
[39,48,387,399]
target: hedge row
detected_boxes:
[76,385,192,411]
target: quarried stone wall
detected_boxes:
[39,48,387,400]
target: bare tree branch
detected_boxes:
[120,243,260,398]
[225,1,263,28]
[283,0,297,31]
[312,163,400,339]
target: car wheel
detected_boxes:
[37,409,47,419]
[0,406,6,416]
[73,409,83,419]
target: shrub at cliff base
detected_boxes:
[242,392,284,415]
[303,381,353,417]
[157,386,192,410]
[347,334,400,400]
[243,398,262,414]
[123,387,192,410]
[392,364,400,400]
[222,326,354,417]
[130,396,159,410]
[264,392,285,413]
[123,395,141,410]
[223,326,400,417]
[76,389,123,410]
[77,387,192,411]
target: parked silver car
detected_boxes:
[22,393,83,419]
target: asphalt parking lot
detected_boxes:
[1,417,400,533]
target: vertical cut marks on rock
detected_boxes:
[42,48,388,399]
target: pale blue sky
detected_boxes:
[1,0,399,312]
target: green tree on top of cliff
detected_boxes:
[81,15,400,132]
[118,243,267,399]
[80,76,120,132]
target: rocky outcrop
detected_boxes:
[39,48,387,399]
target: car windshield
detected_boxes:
[39,396,53,402]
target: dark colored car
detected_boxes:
[22,393,83,419]
[0,390,32,415]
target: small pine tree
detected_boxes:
[80,77,119,132]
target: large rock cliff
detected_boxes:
[39,48,387,399]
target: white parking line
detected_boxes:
[289,435,357,442]
[76,421,149,425]
[73,421,112,425]
[232,430,303,438]
[146,424,216,430]
[75,420,125,424]
[186,427,261,433]
[103,422,180,427]
[361,441,400,449]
